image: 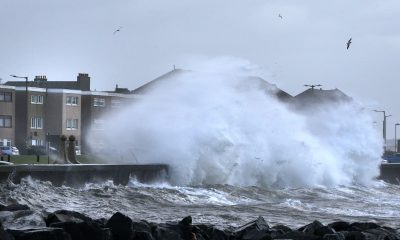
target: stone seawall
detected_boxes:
[0,164,169,186]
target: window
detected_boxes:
[31,117,43,129]
[93,98,106,107]
[31,95,44,104]
[0,116,12,128]
[66,119,78,130]
[0,139,11,147]
[93,119,105,130]
[31,139,43,146]
[66,96,79,105]
[111,99,121,108]
[0,92,12,102]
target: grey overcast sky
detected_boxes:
[1,0,399,135]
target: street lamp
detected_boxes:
[373,110,392,152]
[395,123,400,153]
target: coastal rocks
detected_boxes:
[1,211,400,240]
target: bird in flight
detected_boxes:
[278,14,283,19]
[346,38,352,49]
[113,27,122,35]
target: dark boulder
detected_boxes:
[50,221,111,240]
[45,210,93,227]
[234,216,271,240]
[340,231,366,240]
[274,230,320,240]
[105,212,134,240]
[328,221,351,232]
[7,227,70,240]
[153,216,197,240]
[362,227,399,240]
[349,222,380,231]
[322,233,345,240]
[195,224,232,240]
[0,221,14,240]
[134,231,154,240]
[270,224,292,238]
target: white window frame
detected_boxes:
[0,139,11,147]
[0,115,12,128]
[0,92,12,102]
[66,96,79,106]
[31,95,44,104]
[31,117,43,129]
[66,119,78,130]
[93,98,106,107]
[31,139,43,146]
[111,99,121,108]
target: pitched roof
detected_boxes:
[293,88,352,107]
[132,69,293,102]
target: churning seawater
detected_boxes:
[1,178,400,229]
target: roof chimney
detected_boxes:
[77,73,90,91]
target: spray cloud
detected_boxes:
[88,57,382,187]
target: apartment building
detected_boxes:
[0,85,15,147]
[13,87,47,151]
[81,91,135,154]
[46,89,82,150]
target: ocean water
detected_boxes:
[1,177,400,229]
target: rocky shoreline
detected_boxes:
[0,203,399,240]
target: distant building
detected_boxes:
[292,88,352,110]
[0,85,15,147]
[6,74,90,91]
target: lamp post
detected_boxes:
[10,75,29,150]
[395,123,400,153]
[374,110,392,153]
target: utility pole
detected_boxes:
[374,110,391,153]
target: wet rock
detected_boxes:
[45,210,93,226]
[340,231,366,240]
[0,221,14,240]
[7,227,70,240]
[328,221,351,232]
[349,222,380,231]
[195,224,232,240]
[180,216,192,226]
[154,216,198,240]
[274,230,320,240]
[50,221,112,240]
[298,220,336,238]
[270,224,292,238]
[322,233,345,240]
[105,212,134,240]
[134,231,155,240]
[235,216,271,240]
[363,227,399,240]
[0,204,29,212]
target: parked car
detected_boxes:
[382,153,400,163]
[0,146,20,156]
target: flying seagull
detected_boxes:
[113,27,122,35]
[278,14,283,19]
[346,38,352,49]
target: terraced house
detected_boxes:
[0,85,15,147]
